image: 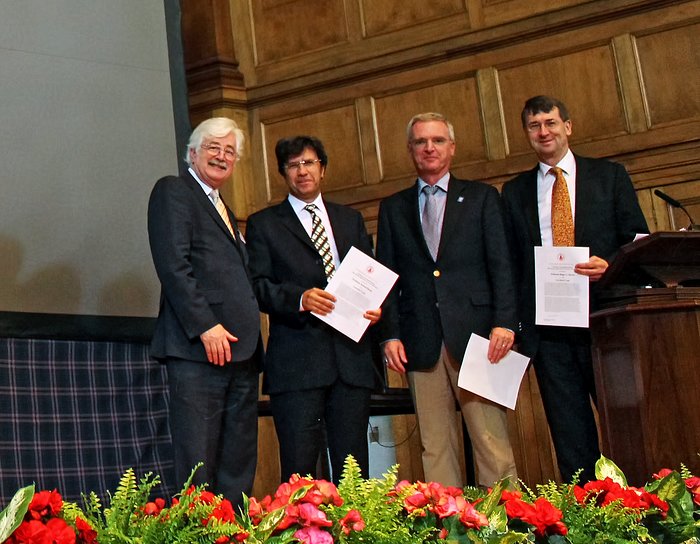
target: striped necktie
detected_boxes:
[304,203,335,279]
[549,167,574,246]
[211,190,235,237]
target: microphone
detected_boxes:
[654,189,699,231]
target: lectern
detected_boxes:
[590,232,700,485]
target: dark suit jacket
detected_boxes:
[147,171,261,363]
[375,176,518,370]
[245,198,377,395]
[501,154,649,357]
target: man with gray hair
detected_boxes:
[148,117,262,506]
[376,112,518,488]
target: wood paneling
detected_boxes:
[250,0,348,64]
[359,0,467,37]
[635,23,700,127]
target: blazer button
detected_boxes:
[433,270,440,278]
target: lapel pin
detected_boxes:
[457,196,464,203]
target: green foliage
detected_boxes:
[325,455,437,543]
[0,484,35,542]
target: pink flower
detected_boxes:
[297,502,333,527]
[293,526,334,544]
[458,501,489,530]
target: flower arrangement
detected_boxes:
[1,456,698,543]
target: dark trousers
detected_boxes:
[534,336,600,483]
[270,380,371,484]
[166,356,258,507]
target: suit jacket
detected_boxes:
[245,198,377,394]
[147,171,261,363]
[501,154,649,357]
[375,176,518,370]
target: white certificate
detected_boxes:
[312,246,398,342]
[458,334,530,410]
[534,246,590,328]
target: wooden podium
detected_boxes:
[590,232,700,485]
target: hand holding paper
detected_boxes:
[458,333,530,410]
[312,246,398,342]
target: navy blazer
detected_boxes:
[376,176,518,370]
[245,198,377,394]
[501,154,649,356]
[147,172,261,363]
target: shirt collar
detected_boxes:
[418,172,450,193]
[288,193,325,215]
[189,167,216,199]
[538,149,575,178]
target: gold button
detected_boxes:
[433,270,440,277]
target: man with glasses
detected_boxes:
[376,112,518,488]
[501,96,648,482]
[148,117,262,506]
[246,135,380,483]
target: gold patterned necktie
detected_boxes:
[211,190,235,237]
[549,166,574,246]
[304,203,336,279]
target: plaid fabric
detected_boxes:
[0,338,175,506]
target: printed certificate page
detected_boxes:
[312,246,398,342]
[458,333,530,410]
[534,246,590,328]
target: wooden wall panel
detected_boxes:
[261,105,364,203]
[635,23,700,127]
[499,46,627,157]
[250,0,348,64]
[373,79,486,181]
[481,0,586,27]
[359,0,467,37]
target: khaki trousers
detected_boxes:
[407,345,517,487]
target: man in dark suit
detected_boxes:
[147,117,262,506]
[501,96,649,482]
[245,135,380,483]
[376,112,518,488]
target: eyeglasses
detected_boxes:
[410,137,451,149]
[285,159,321,171]
[525,119,562,133]
[201,143,237,160]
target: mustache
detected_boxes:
[208,159,228,169]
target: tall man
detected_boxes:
[501,96,649,482]
[245,136,380,483]
[376,112,518,488]
[148,117,262,506]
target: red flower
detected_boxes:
[74,517,97,544]
[46,518,76,544]
[339,509,365,535]
[27,490,63,521]
[209,498,236,523]
[141,497,166,516]
[10,520,50,544]
[685,476,700,506]
[504,496,567,537]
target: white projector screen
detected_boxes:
[0,1,184,325]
